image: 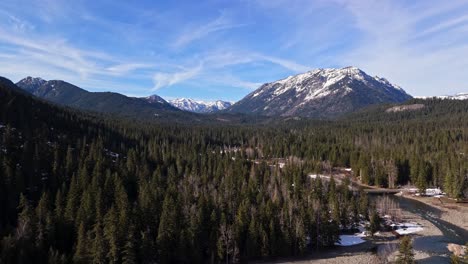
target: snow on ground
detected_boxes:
[402,187,445,197]
[425,188,444,196]
[308,174,330,179]
[391,222,424,235]
[354,231,368,237]
[335,235,366,246]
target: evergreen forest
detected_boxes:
[0,77,467,263]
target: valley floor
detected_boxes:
[269,195,468,264]
[399,194,468,232]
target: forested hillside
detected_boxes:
[0,77,467,263]
[15,77,184,120]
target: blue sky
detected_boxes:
[1,0,468,101]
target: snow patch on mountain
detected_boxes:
[16,77,47,93]
[229,66,412,118]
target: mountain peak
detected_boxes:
[21,76,47,82]
[145,94,167,104]
[17,76,47,93]
[229,67,412,118]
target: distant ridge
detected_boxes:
[416,93,468,100]
[167,98,232,113]
[16,77,181,119]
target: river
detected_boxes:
[370,195,468,263]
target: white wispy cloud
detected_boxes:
[0,14,158,93]
[220,77,262,90]
[106,63,155,76]
[172,12,247,49]
[255,54,310,72]
[149,49,309,90]
[203,50,310,72]
[5,14,35,32]
[152,64,203,90]
[416,14,468,38]
[0,27,112,79]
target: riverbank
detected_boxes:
[398,194,468,232]
[387,208,451,264]
[262,240,380,264]
[269,194,463,264]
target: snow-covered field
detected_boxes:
[391,222,424,235]
[335,235,366,246]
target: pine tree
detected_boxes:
[396,236,415,264]
[157,194,180,263]
[122,225,137,264]
[35,191,51,249]
[358,190,369,219]
[91,220,106,264]
[17,194,35,240]
[104,206,120,263]
[73,222,89,263]
[369,209,380,236]
[64,174,80,222]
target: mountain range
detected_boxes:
[14,68,467,120]
[168,98,232,113]
[16,77,181,119]
[228,66,413,118]
[16,77,233,117]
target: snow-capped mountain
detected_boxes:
[228,66,412,118]
[168,98,232,113]
[416,93,468,100]
[16,76,47,93]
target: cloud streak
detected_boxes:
[255,54,310,73]
[172,12,247,49]
[106,63,155,76]
[152,64,203,90]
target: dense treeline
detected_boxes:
[0,77,467,263]
[0,78,369,263]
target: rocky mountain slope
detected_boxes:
[228,66,412,118]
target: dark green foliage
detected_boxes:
[396,236,415,264]
[369,209,381,236]
[157,194,181,263]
